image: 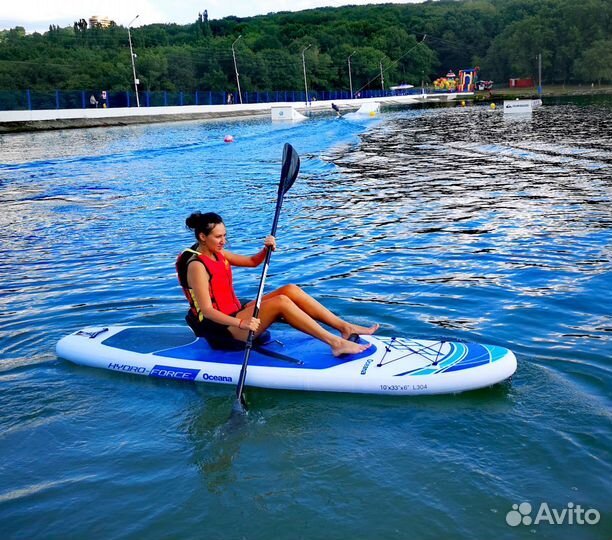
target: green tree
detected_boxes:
[573,40,612,84]
[166,47,197,91]
[0,0,610,94]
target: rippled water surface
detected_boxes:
[1,97,611,540]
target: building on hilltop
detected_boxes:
[89,16,112,28]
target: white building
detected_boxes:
[89,16,112,28]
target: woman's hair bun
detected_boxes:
[185,212,223,238]
[185,212,201,230]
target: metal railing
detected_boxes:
[0,87,427,111]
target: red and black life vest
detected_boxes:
[176,246,242,320]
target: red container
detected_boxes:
[509,78,534,88]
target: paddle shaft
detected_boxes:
[233,195,283,404]
[231,143,299,414]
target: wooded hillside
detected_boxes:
[1,0,611,93]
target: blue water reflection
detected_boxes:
[1,99,610,539]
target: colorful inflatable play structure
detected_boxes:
[457,68,477,92]
[433,68,478,93]
[433,76,457,91]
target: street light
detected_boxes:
[232,35,243,104]
[537,52,542,95]
[347,50,356,98]
[127,15,140,107]
[302,44,312,104]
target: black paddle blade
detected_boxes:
[231,395,247,417]
[279,143,300,197]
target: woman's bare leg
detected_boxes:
[230,294,370,357]
[261,284,379,339]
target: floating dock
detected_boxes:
[503,98,543,114]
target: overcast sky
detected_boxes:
[1,0,423,33]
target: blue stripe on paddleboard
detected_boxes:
[486,345,508,363]
[442,343,490,372]
[434,343,468,370]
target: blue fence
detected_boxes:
[0,88,425,111]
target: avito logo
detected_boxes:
[506,502,600,527]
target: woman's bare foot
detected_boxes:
[331,338,371,357]
[341,323,380,340]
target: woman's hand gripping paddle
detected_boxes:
[231,143,300,416]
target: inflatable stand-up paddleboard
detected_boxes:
[56,325,517,396]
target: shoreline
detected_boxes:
[0,92,468,133]
[474,84,612,101]
[1,85,610,133]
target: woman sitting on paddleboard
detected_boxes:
[176,211,378,356]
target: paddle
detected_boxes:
[231,143,300,415]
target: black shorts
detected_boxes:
[185,300,270,351]
[186,310,244,351]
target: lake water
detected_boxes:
[1,97,610,540]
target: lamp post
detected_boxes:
[301,44,312,104]
[347,51,356,98]
[537,52,542,95]
[379,60,385,92]
[232,35,243,104]
[127,15,140,107]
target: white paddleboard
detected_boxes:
[56,325,517,396]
